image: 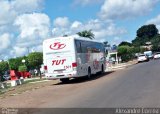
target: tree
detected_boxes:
[152,45,160,52]
[118,46,128,56]
[27,52,43,78]
[103,41,108,47]
[18,65,27,72]
[137,24,158,38]
[103,41,111,55]
[132,24,159,47]
[0,61,9,75]
[9,56,27,70]
[150,34,160,46]
[103,41,110,47]
[77,29,95,39]
[132,37,145,46]
[0,61,9,82]
[111,44,117,50]
[119,41,132,47]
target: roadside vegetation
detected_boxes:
[0,52,43,81]
[118,24,160,62]
[0,61,9,81]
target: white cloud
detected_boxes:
[14,13,51,47]
[146,14,160,32]
[0,0,44,26]
[0,0,46,59]
[70,19,102,32]
[93,23,127,42]
[72,0,104,6]
[0,33,12,53]
[84,19,103,30]
[0,0,17,25]
[12,0,44,14]
[52,28,72,37]
[99,0,159,20]
[146,15,160,25]
[31,45,43,52]
[13,47,28,57]
[94,26,126,38]
[53,17,70,28]
[71,21,83,29]
[112,37,122,45]
[52,18,127,42]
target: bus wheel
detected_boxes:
[101,65,104,74]
[87,68,91,79]
[60,78,69,83]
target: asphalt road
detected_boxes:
[0,59,160,111]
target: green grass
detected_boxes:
[0,88,7,95]
[0,90,3,95]
[24,78,46,84]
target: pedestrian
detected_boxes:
[34,69,37,76]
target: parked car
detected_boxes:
[3,74,10,81]
[2,71,10,81]
[137,54,149,63]
[144,51,153,59]
[153,52,160,59]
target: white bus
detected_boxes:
[43,35,106,82]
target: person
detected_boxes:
[34,69,38,76]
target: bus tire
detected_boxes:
[60,78,69,83]
[101,64,104,74]
[87,67,91,79]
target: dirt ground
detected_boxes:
[0,79,59,99]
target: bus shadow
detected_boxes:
[54,71,114,85]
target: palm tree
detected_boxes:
[103,41,108,47]
[77,29,95,39]
[103,41,111,47]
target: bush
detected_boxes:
[152,45,160,52]
[118,46,136,62]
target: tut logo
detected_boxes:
[52,59,66,65]
[50,42,66,50]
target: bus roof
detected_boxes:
[43,35,103,44]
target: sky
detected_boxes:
[0,0,160,60]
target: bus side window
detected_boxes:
[79,42,82,53]
[76,40,82,53]
[81,41,87,53]
[87,47,92,53]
